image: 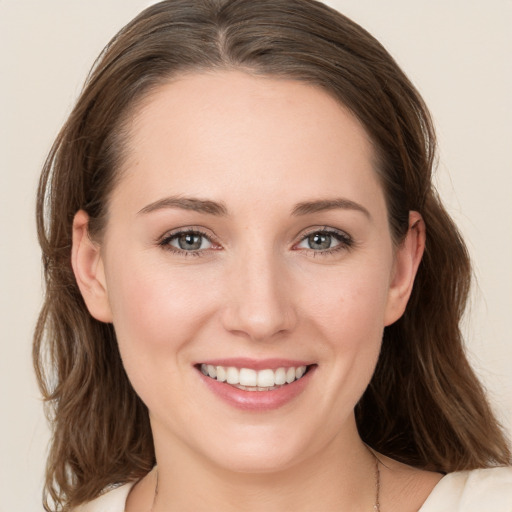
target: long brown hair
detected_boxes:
[34,0,511,510]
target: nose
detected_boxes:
[221,247,298,342]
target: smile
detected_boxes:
[200,364,308,391]
[196,359,316,410]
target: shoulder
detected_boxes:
[72,482,135,512]
[420,466,512,511]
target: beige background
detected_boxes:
[1,1,511,510]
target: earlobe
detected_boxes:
[384,211,426,326]
[71,210,113,323]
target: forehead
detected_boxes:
[112,70,385,216]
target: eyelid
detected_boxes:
[157,225,217,242]
[295,225,352,242]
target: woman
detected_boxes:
[34,0,512,510]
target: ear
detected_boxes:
[71,210,113,323]
[384,211,425,326]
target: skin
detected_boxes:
[72,71,440,511]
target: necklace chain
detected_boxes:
[151,451,381,511]
[373,451,381,511]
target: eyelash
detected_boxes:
[157,227,354,258]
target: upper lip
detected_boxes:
[195,358,314,371]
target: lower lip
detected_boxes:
[198,366,315,411]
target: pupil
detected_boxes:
[178,233,201,250]
[309,233,331,250]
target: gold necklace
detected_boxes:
[373,452,381,511]
[151,454,381,511]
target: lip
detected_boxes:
[196,360,317,411]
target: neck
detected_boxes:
[147,419,378,512]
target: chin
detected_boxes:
[195,423,315,475]
[211,446,304,475]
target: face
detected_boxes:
[75,70,419,474]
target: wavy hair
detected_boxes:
[34,0,511,510]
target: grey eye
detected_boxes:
[170,232,211,251]
[306,232,335,250]
[296,230,349,252]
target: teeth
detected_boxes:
[200,364,308,389]
[239,368,257,386]
[257,369,275,387]
[274,367,286,385]
[216,366,226,382]
[226,367,239,384]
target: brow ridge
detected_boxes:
[138,196,228,216]
[138,195,369,218]
[292,198,370,218]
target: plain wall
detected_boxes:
[1,1,510,510]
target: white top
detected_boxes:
[75,466,512,511]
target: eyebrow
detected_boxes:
[292,198,371,218]
[138,195,370,219]
[138,196,228,216]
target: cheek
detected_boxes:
[104,255,218,378]
[299,258,392,399]
[302,259,392,340]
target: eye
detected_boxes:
[301,232,337,251]
[295,229,353,253]
[161,230,214,253]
